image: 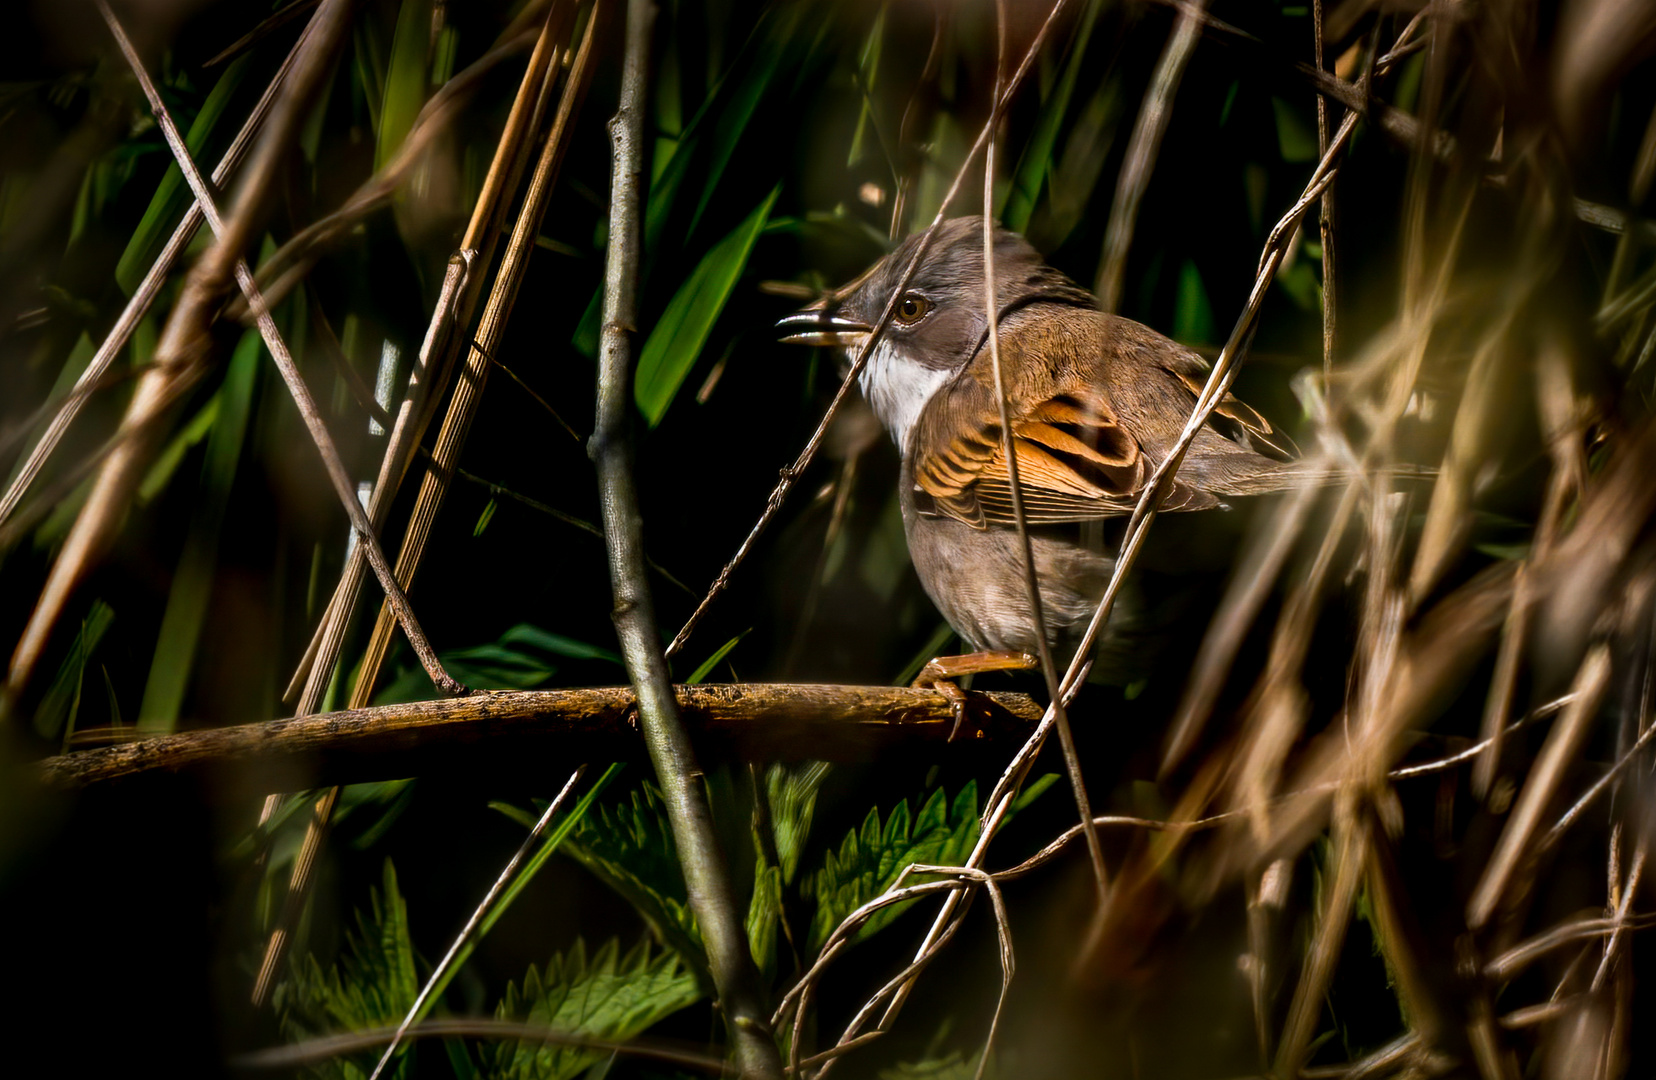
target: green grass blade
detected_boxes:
[376,0,434,171]
[1001,0,1103,232]
[136,327,262,733]
[634,185,778,427]
[115,55,252,296]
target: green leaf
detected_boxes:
[1001,0,1104,232]
[634,185,779,426]
[33,600,114,744]
[686,631,748,685]
[746,860,784,981]
[1271,96,1320,163]
[137,326,262,733]
[766,761,830,886]
[485,938,702,1080]
[1172,259,1215,345]
[805,783,981,952]
[562,783,705,972]
[276,859,420,1080]
[377,0,434,171]
[116,56,252,295]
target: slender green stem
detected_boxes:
[590,1,782,1076]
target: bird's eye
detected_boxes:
[894,293,932,325]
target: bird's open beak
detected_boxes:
[776,303,872,349]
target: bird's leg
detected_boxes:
[913,650,1040,739]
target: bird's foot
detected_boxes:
[912,651,1039,740]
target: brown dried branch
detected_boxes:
[36,684,1041,791]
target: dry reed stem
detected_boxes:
[285,2,570,705]
[0,12,316,532]
[4,0,355,707]
[1468,644,1612,929]
[347,0,595,711]
[97,0,461,699]
[1274,796,1370,1077]
[254,1,593,1005]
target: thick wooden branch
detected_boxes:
[35,685,1041,793]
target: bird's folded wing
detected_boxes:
[913,380,1225,528]
[910,332,1301,529]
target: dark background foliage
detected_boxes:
[3,0,1654,1077]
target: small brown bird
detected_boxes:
[779,217,1309,687]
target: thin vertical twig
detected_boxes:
[980,0,1109,902]
[592,0,780,1076]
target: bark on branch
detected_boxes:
[36,684,1041,792]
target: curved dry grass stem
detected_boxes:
[980,0,1109,909]
[4,0,356,709]
[0,9,318,533]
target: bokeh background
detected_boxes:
[3,0,1655,1077]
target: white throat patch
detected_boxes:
[853,340,953,451]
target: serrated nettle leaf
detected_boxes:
[805,782,980,951]
[276,860,420,1080]
[486,937,702,1080]
[563,784,705,972]
[803,777,1060,952]
[766,761,830,885]
[634,185,779,427]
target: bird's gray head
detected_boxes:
[777,216,1094,449]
